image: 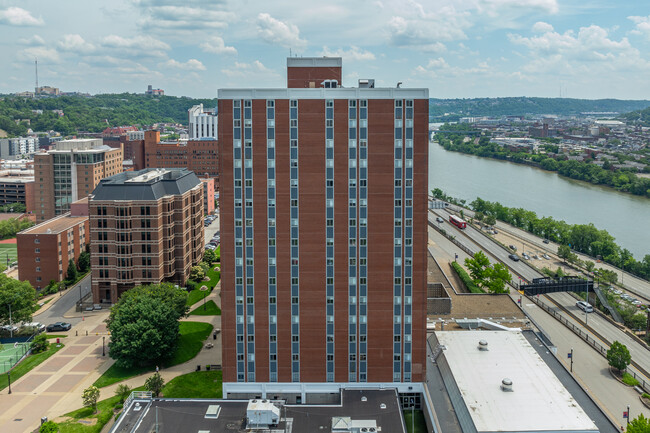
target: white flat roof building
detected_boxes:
[436,331,598,433]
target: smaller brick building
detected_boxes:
[89,168,204,304]
[17,198,89,290]
[200,176,215,215]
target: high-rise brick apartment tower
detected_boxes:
[219,57,428,395]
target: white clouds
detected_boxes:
[163,58,207,71]
[101,35,170,58]
[532,21,554,33]
[414,57,491,78]
[141,6,233,30]
[19,46,60,63]
[629,16,650,39]
[0,7,43,26]
[257,13,307,51]
[59,34,95,54]
[200,36,237,55]
[18,35,45,46]
[320,46,375,61]
[221,60,275,78]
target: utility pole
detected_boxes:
[569,348,574,373]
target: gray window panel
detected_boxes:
[405,207,413,218]
[327,323,334,334]
[236,305,244,315]
[360,325,367,335]
[237,324,244,334]
[247,305,254,315]
[395,148,402,158]
[244,148,252,159]
[395,168,402,178]
[349,168,356,178]
[405,324,411,334]
[247,342,255,352]
[291,286,299,296]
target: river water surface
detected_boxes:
[428,142,650,259]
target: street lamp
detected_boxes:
[102,336,105,357]
[7,370,11,394]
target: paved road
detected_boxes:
[430,208,650,383]
[427,225,650,426]
[34,274,91,325]
[204,212,220,245]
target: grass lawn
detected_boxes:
[623,371,640,386]
[186,265,220,307]
[189,300,221,316]
[46,334,68,339]
[0,342,64,391]
[94,321,213,388]
[0,243,17,264]
[205,266,221,290]
[57,394,121,433]
[186,287,210,306]
[162,370,222,398]
[403,410,428,433]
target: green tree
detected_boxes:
[465,252,490,287]
[115,384,132,404]
[485,263,512,294]
[77,251,90,273]
[107,289,182,368]
[82,385,100,413]
[557,245,577,264]
[31,333,49,353]
[203,249,217,264]
[39,420,59,433]
[115,283,188,319]
[628,414,650,433]
[65,258,78,283]
[190,265,205,282]
[484,214,496,227]
[145,372,165,397]
[606,341,631,373]
[584,261,595,273]
[0,275,36,326]
[629,313,647,332]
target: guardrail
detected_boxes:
[532,295,650,394]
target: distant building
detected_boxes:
[145,85,164,96]
[36,86,60,96]
[33,139,123,222]
[102,126,139,138]
[17,198,89,290]
[143,131,219,182]
[200,176,215,215]
[0,137,38,158]
[89,168,204,304]
[188,104,217,139]
[0,169,34,210]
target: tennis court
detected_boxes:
[0,342,30,374]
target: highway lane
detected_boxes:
[429,208,650,381]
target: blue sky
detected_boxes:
[0,0,649,99]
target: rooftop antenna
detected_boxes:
[34,58,38,99]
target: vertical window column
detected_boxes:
[358,99,368,382]
[403,99,414,382]
[233,100,245,382]
[393,99,404,383]
[348,99,358,383]
[267,100,278,382]
[243,99,255,382]
[290,99,300,383]
[325,99,335,383]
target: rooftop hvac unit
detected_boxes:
[246,399,281,429]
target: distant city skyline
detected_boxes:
[1,1,649,99]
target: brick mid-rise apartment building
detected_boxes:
[34,139,123,222]
[17,198,89,290]
[89,168,204,304]
[219,57,428,396]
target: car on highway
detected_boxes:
[435,217,444,223]
[508,253,520,262]
[46,322,72,332]
[543,239,550,244]
[576,301,593,313]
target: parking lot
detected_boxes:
[204,212,220,246]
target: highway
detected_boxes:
[429,208,650,382]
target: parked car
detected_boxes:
[508,254,520,262]
[46,322,71,332]
[21,322,45,333]
[543,239,550,244]
[522,253,530,260]
[509,245,517,251]
[1,325,18,333]
[206,244,217,251]
[542,254,550,260]
[576,301,593,313]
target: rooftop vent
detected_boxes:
[361,396,367,402]
[478,340,489,351]
[501,378,513,392]
[380,403,386,409]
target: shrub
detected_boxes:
[39,420,58,433]
[145,372,165,397]
[115,384,132,404]
[451,261,484,293]
[82,385,100,413]
[31,333,49,354]
[607,341,631,372]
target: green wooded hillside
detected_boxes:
[0,93,217,136]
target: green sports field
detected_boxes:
[0,342,30,374]
[0,243,18,266]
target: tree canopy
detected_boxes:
[464,251,512,294]
[628,414,650,433]
[606,340,631,372]
[0,274,36,326]
[107,283,189,368]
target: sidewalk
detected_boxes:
[0,285,222,433]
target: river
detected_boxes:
[429,142,650,259]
